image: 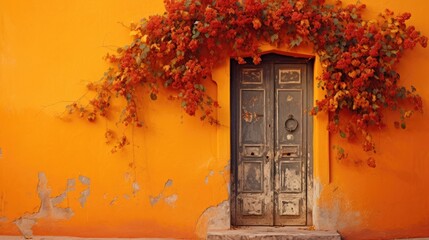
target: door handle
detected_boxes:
[285,114,299,132]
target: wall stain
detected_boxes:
[149,179,176,207]
[14,172,74,239]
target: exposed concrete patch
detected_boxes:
[195,200,230,239]
[0,216,7,222]
[78,175,90,186]
[164,179,173,188]
[14,172,75,239]
[79,189,90,208]
[205,170,215,184]
[164,194,178,207]
[78,175,91,208]
[313,180,361,231]
[316,199,361,230]
[67,179,76,191]
[15,218,37,238]
[149,195,162,206]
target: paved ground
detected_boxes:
[0,237,177,240]
[0,234,428,240]
[207,227,340,240]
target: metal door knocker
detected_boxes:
[285,114,299,132]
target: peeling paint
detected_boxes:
[15,218,37,238]
[195,200,230,239]
[67,179,76,191]
[165,179,173,188]
[149,179,175,207]
[313,181,361,231]
[78,175,91,186]
[14,172,74,239]
[132,182,140,195]
[123,194,130,200]
[315,198,361,230]
[149,195,161,206]
[164,194,178,206]
[109,196,118,206]
[205,170,215,184]
[79,188,90,208]
[77,175,90,207]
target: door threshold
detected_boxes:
[207,226,341,240]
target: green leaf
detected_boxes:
[351,13,358,19]
[192,32,200,39]
[290,36,303,47]
[270,34,279,43]
[181,101,187,107]
[140,43,150,59]
[386,51,391,57]
[194,84,206,91]
[184,0,191,8]
[164,79,173,87]
[340,131,347,138]
[126,93,132,101]
[401,122,406,129]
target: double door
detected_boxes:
[231,54,313,226]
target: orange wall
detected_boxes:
[315,1,429,239]
[315,0,429,239]
[0,0,225,238]
[0,0,429,239]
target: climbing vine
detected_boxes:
[68,0,427,153]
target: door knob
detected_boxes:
[285,114,299,132]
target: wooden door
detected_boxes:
[231,54,313,226]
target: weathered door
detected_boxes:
[231,54,313,226]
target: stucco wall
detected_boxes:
[0,0,428,239]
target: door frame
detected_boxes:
[230,53,315,226]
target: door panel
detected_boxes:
[232,55,312,226]
[235,65,274,225]
[274,64,307,225]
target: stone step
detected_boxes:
[207,227,341,240]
